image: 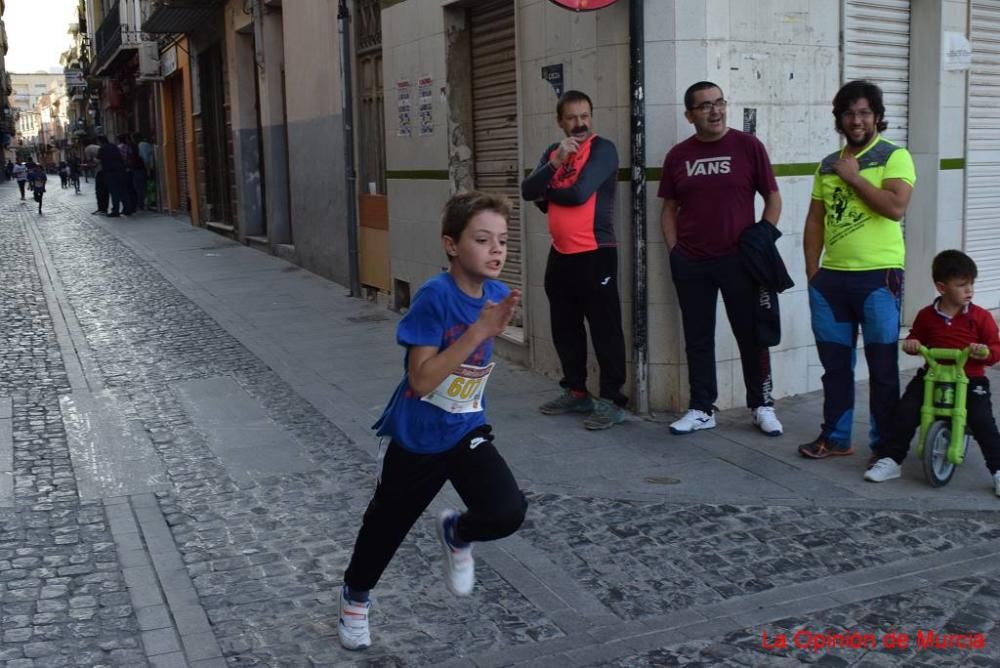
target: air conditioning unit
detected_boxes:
[138,43,162,81]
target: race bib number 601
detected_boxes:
[421,363,495,414]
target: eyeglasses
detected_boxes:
[840,109,874,120]
[691,99,727,113]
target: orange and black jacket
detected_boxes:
[521,135,618,255]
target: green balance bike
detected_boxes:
[914,346,973,487]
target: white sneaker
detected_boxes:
[338,587,371,650]
[436,510,474,596]
[669,409,716,435]
[994,471,1000,498]
[864,458,902,483]
[752,406,783,436]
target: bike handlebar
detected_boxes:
[918,345,972,371]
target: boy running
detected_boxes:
[28,163,47,215]
[338,191,528,651]
[865,250,1000,496]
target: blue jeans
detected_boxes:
[809,268,903,449]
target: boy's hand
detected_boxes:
[475,289,521,338]
[970,343,989,359]
[902,339,921,355]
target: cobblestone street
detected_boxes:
[2,180,1000,667]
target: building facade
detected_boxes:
[0,0,12,160]
[76,0,1000,413]
[379,0,989,412]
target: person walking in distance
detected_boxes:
[659,81,784,436]
[338,192,527,651]
[27,162,47,215]
[521,90,629,430]
[68,156,82,194]
[799,80,915,461]
[13,161,27,200]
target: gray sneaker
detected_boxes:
[539,390,594,415]
[583,398,625,430]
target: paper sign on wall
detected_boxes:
[943,32,972,71]
[397,79,411,137]
[418,75,433,135]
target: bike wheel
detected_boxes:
[922,421,956,487]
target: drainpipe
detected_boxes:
[339,0,362,298]
[251,0,265,71]
[629,0,649,415]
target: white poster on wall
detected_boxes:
[397,79,411,137]
[943,31,972,71]
[418,75,433,135]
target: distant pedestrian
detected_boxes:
[68,156,81,194]
[59,161,70,189]
[28,162,46,214]
[4,160,12,181]
[98,135,130,217]
[338,191,527,651]
[85,140,106,213]
[13,161,27,200]
[132,133,152,210]
[117,134,139,214]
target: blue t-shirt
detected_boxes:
[374,272,509,453]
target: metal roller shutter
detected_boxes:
[470,0,521,294]
[966,0,1000,293]
[843,0,911,146]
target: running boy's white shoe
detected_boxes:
[752,406,783,437]
[669,409,716,435]
[338,587,371,650]
[864,458,902,482]
[437,510,475,596]
[994,471,1000,498]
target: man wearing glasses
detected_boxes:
[659,81,783,436]
[799,80,915,461]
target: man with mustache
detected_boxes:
[521,90,628,430]
[799,80,915,461]
[659,81,783,437]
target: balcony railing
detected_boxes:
[94,2,122,72]
[94,2,145,74]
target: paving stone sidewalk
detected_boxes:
[2,182,999,667]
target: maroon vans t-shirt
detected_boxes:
[658,129,778,259]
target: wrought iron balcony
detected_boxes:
[94,2,122,72]
[93,1,145,74]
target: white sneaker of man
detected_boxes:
[864,457,902,483]
[752,406,783,437]
[994,471,1000,497]
[669,409,716,435]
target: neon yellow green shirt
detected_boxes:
[811,136,916,270]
